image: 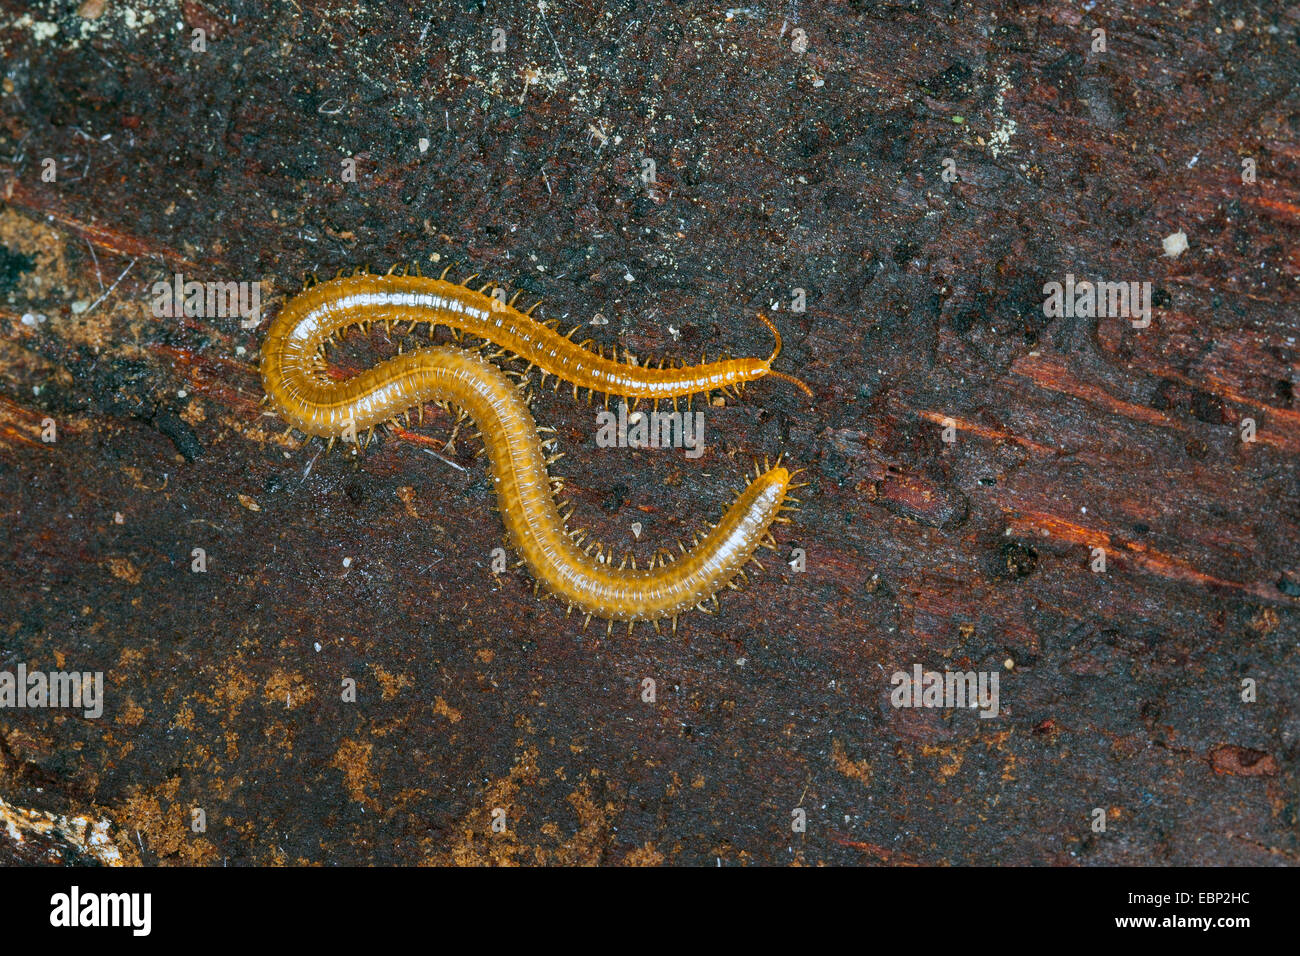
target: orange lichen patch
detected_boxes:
[918,742,965,783]
[543,781,615,866]
[331,739,377,808]
[119,465,167,491]
[113,777,217,864]
[370,665,413,702]
[102,556,142,584]
[172,703,196,731]
[831,739,872,787]
[206,660,254,714]
[433,695,462,723]
[622,842,665,866]
[118,698,146,727]
[396,485,420,518]
[430,747,541,866]
[264,669,313,709]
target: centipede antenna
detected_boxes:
[757,312,782,361]
[767,369,815,399]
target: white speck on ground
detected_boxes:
[988,71,1017,158]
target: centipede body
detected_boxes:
[259,267,806,627]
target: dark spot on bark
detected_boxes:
[920,61,973,100]
[996,540,1038,579]
[892,241,919,265]
[0,246,36,293]
[154,411,202,461]
[1277,573,1300,598]
[602,483,629,514]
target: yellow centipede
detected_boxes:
[259,265,809,632]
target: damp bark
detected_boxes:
[0,1,1296,865]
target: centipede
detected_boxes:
[259,264,810,633]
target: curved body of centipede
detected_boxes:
[262,267,811,422]
[259,266,807,630]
